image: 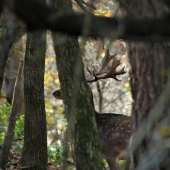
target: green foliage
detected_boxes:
[0,103,11,117]
[0,104,24,151]
[0,103,11,145]
[102,158,127,169]
[14,115,24,152]
[0,132,5,145]
[47,117,76,169]
[120,160,126,170]
[14,115,24,139]
[48,117,67,163]
[48,145,63,164]
[48,144,75,170]
[54,146,62,163]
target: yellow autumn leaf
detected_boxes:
[95,13,101,16]
[97,10,102,13]
[130,91,132,97]
[105,13,112,17]
[101,10,107,14]
[102,52,105,57]
[125,83,129,88]
[160,126,170,138]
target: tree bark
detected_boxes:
[120,1,170,169]
[21,31,47,169]
[129,42,170,169]
[0,60,24,170]
[0,11,21,97]
[50,0,105,169]
[4,36,25,115]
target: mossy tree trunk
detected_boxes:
[50,0,105,169]
[120,1,170,169]
[21,31,47,169]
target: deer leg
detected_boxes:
[106,157,120,170]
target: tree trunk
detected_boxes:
[120,1,170,169]
[0,11,20,96]
[21,30,47,169]
[0,60,24,170]
[129,42,170,169]
[50,0,105,169]
[4,36,25,115]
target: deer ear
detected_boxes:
[96,49,116,75]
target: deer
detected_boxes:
[53,50,131,170]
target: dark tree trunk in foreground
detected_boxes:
[122,1,170,169]
[21,0,47,168]
[21,31,47,169]
[50,0,105,169]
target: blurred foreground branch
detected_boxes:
[3,0,170,40]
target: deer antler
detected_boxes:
[95,49,115,75]
[86,67,98,82]
[86,49,126,82]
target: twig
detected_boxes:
[103,90,131,109]
[74,0,91,13]
[82,1,96,10]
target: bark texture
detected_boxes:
[50,0,105,169]
[120,1,170,169]
[0,11,20,96]
[0,60,23,170]
[129,42,170,169]
[4,36,25,115]
[21,30,47,169]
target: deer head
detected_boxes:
[53,49,126,101]
[53,89,62,100]
[52,49,131,170]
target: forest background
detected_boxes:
[1,0,170,170]
[0,0,131,169]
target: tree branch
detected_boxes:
[3,0,170,40]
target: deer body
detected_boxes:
[95,112,131,170]
[53,50,131,170]
[53,89,131,170]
